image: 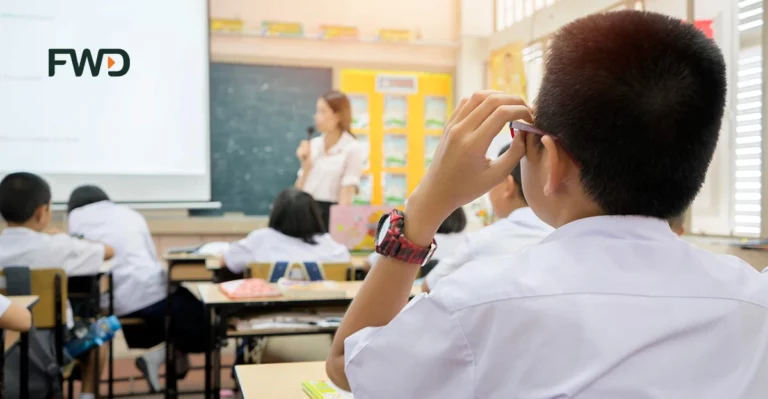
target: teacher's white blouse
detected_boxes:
[299,132,365,203]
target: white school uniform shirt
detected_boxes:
[0,226,106,327]
[299,132,366,203]
[224,228,351,273]
[366,232,469,268]
[68,201,166,316]
[425,207,553,290]
[345,216,768,398]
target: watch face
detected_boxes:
[376,215,391,246]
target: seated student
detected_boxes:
[364,207,469,273]
[326,11,768,397]
[423,144,553,292]
[66,185,206,392]
[0,173,112,399]
[222,187,350,273]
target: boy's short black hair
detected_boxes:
[437,207,467,234]
[269,188,326,244]
[534,11,726,219]
[499,144,526,204]
[68,185,110,214]
[0,172,52,223]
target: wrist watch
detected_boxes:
[374,209,437,266]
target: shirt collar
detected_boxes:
[327,132,355,155]
[541,215,676,245]
[1,226,38,236]
[504,207,554,232]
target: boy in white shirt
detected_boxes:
[424,144,553,292]
[326,11,768,398]
[67,185,207,392]
[0,172,113,399]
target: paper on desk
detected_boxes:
[197,241,230,255]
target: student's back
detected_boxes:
[407,218,768,397]
[68,200,165,316]
[223,188,350,273]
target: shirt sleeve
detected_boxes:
[367,252,380,268]
[425,238,475,291]
[340,143,365,187]
[50,234,105,276]
[223,231,263,273]
[0,294,11,318]
[344,294,475,397]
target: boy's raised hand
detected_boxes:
[405,91,532,246]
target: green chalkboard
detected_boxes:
[197,63,333,216]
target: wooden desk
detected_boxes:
[163,253,219,399]
[235,361,330,399]
[197,281,421,305]
[201,281,421,398]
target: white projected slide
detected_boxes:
[0,0,210,202]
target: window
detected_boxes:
[496,0,560,31]
[734,49,762,236]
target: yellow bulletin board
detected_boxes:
[340,69,452,206]
[489,42,527,98]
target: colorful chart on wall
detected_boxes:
[383,173,407,205]
[340,69,453,205]
[354,175,373,205]
[383,134,408,167]
[383,96,408,128]
[424,136,440,168]
[357,134,370,170]
[424,96,447,129]
[349,94,370,129]
[489,42,527,98]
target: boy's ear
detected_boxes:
[33,203,49,224]
[502,175,517,199]
[541,136,567,197]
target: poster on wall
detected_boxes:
[424,96,447,130]
[424,136,440,168]
[354,175,373,205]
[489,42,527,98]
[383,134,407,167]
[384,96,408,128]
[383,173,407,205]
[349,94,370,129]
[356,134,370,170]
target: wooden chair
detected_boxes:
[247,262,351,282]
[0,268,68,393]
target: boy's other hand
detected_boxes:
[405,92,531,246]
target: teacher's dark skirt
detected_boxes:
[316,200,336,232]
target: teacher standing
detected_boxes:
[295,90,365,230]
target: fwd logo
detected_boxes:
[48,49,130,77]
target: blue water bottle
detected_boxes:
[65,315,122,358]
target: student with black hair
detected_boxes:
[0,173,112,399]
[66,185,206,392]
[365,207,469,273]
[222,187,350,273]
[327,11,768,397]
[423,144,552,292]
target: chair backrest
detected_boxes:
[248,262,350,282]
[0,268,68,329]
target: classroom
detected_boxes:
[1,0,768,398]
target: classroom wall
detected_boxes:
[209,0,461,74]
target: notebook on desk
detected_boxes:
[302,380,353,399]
